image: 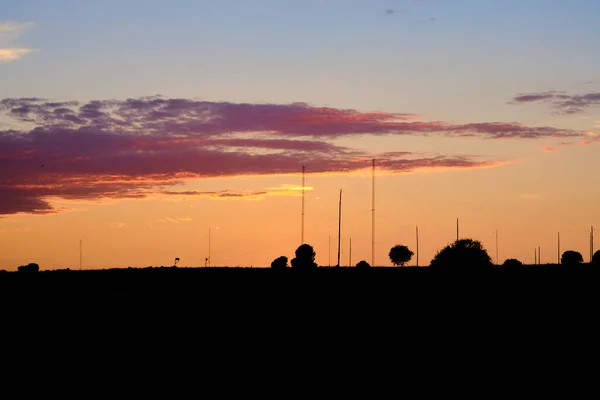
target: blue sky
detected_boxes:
[3,0,599,117]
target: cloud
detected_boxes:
[385,9,408,15]
[510,91,600,115]
[161,190,269,200]
[0,21,35,63]
[0,48,34,62]
[1,95,578,216]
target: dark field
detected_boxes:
[2,266,599,393]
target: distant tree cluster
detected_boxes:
[18,263,39,273]
[270,238,597,272]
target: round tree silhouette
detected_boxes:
[271,256,288,269]
[389,245,414,267]
[291,244,318,269]
[561,250,584,266]
[430,239,493,271]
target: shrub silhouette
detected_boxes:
[502,259,523,268]
[18,263,39,273]
[356,260,371,269]
[430,239,492,271]
[291,244,318,269]
[389,245,414,267]
[271,256,288,269]
[593,250,600,265]
[561,250,583,266]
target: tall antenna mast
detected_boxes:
[301,165,305,245]
[208,227,211,267]
[416,226,419,267]
[337,189,342,267]
[371,159,375,267]
[538,246,541,265]
[80,239,83,270]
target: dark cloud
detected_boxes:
[509,91,600,114]
[0,95,581,215]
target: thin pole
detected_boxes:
[538,246,541,265]
[80,239,82,270]
[337,189,342,267]
[416,226,419,267]
[208,227,211,267]
[456,218,459,242]
[349,237,352,267]
[495,230,499,265]
[301,165,305,245]
[534,248,537,265]
[371,159,375,267]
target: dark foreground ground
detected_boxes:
[2,265,600,394]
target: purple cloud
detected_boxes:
[510,91,600,114]
[1,95,579,216]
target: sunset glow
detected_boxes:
[1,0,599,270]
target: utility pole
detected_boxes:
[80,239,83,271]
[534,248,537,265]
[337,189,342,267]
[301,165,305,245]
[538,246,541,265]
[371,159,375,268]
[416,226,419,267]
[208,227,211,267]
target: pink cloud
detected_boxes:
[4,95,575,215]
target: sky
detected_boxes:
[1,0,600,270]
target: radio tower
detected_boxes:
[371,159,375,267]
[301,165,305,245]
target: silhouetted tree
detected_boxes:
[290,244,318,269]
[389,245,414,267]
[271,256,288,269]
[356,260,371,269]
[429,239,492,271]
[593,250,600,265]
[502,259,523,268]
[561,250,583,266]
[18,263,39,273]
